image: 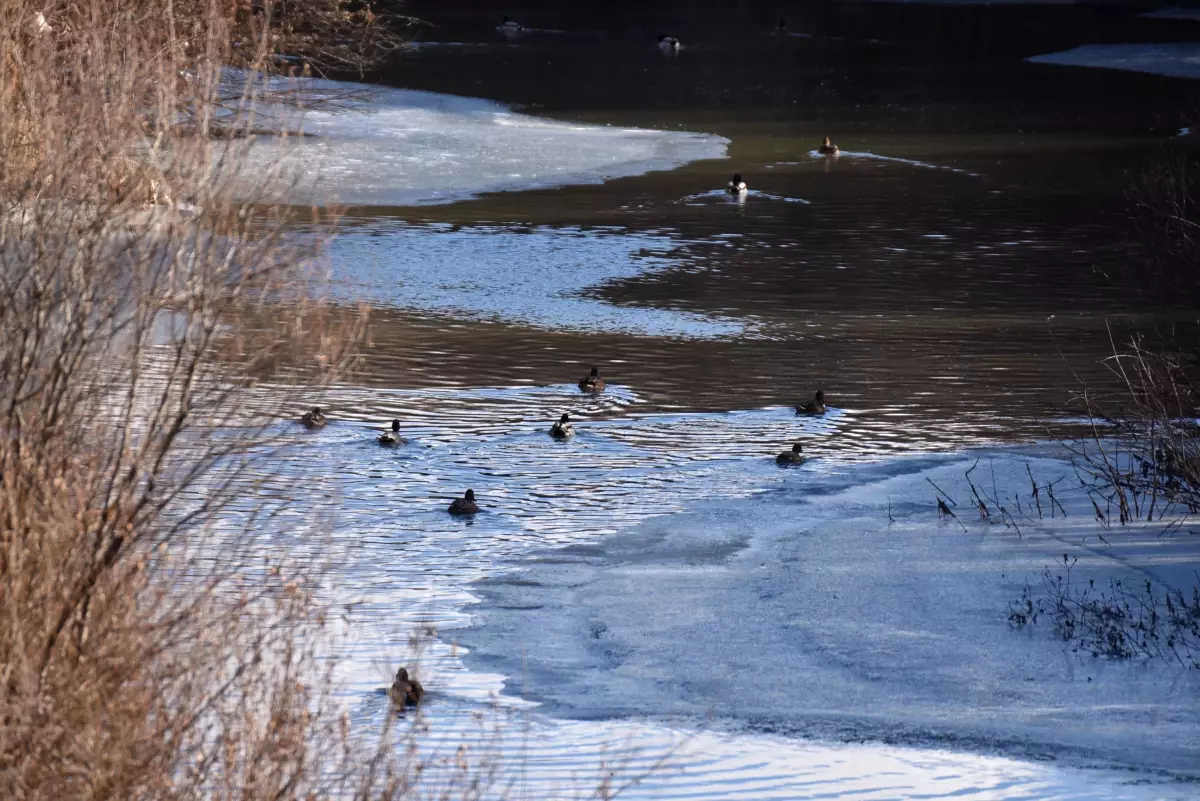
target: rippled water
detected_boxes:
[219,3,1200,796]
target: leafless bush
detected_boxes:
[1067,337,1200,524]
[1014,154,1200,668]
[1008,556,1200,668]
[0,2,416,799]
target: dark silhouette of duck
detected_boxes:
[549,413,574,439]
[448,489,479,515]
[499,15,523,37]
[378,419,405,446]
[774,19,788,35]
[300,406,327,429]
[578,366,606,393]
[796,390,826,416]
[388,667,424,708]
[727,172,748,196]
[818,136,839,156]
[776,443,805,465]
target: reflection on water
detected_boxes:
[804,149,983,177]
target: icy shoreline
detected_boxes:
[459,446,1200,782]
[238,79,727,206]
[1030,43,1200,80]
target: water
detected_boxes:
[235,3,1200,797]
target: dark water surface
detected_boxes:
[297,0,1200,451]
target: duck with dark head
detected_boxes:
[378,418,405,446]
[448,489,479,515]
[389,667,424,708]
[776,443,806,465]
[300,406,327,429]
[818,136,839,156]
[727,172,747,196]
[549,413,574,439]
[578,366,605,393]
[796,390,826,416]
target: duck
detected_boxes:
[448,489,479,515]
[818,136,839,156]
[378,419,405,446]
[499,15,523,37]
[658,34,681,54]
[300,406,327,429]
[578,366,606,393]
[549,413,574,439]
[776,443,806,465]
[796,390,827,416]
[388,667,424,708]
[773,19,788,35]
[727,172,748,196]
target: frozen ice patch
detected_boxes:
[1029,43,1200,80]
[1142,6,1200,21]
[325,222,750,338]
[239,78,727,206]
[461,448,1200,780]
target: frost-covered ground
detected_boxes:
[239,80,726,206]
[1030,43,1200,80]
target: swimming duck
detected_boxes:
[774,19,788,35]
[388,667,424,708]
[549,413,574,439]
[448,489,479,515]
[796,390,826,415]
[300,406,327,429]
[818,136,839,156]
[776,443,805,465]
[727,173,748,196]
[578,366,606,393]
[658,34,681,54]
[499,15,523,37]
[378,419,405,446]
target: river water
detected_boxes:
[239,3,1200,797]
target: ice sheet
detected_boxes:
[238,79,727,206]
[1030,43,1200,80]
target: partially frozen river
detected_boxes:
[242,6,1200,796]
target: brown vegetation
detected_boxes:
[0,2,421,798]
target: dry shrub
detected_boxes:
[0,1,417,799]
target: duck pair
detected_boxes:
[300,408,410,446]
[776,390,826,465]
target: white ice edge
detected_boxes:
[459,445,1200,787]
[235,77,728,207]
[1142,6,1200,21]
[1029,43,1200,80]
